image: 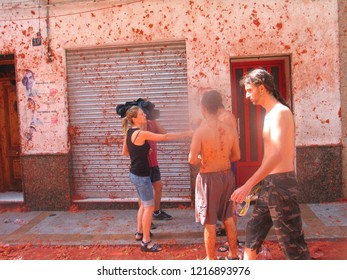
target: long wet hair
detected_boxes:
[121,105,139,134]
[240,68,289,107]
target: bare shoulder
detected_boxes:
[279,104,293,119]
[218,109,237,128]
[271,103,292,116]
[226,111,237,124]
[136,129,155,141]
[194,124,206,138]
[269,104,293,126]
[219,109,236,120]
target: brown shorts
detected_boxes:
[195,169,236,225]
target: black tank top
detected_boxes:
[126,128,150,176]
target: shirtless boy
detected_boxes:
[189,90,241,260]
[230,68,310,260]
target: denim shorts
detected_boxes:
[129,173,154,207]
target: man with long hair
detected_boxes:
[230,68,310,260]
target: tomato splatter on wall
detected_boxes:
[0,0,341,151]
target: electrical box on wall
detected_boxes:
[32,32,42,46]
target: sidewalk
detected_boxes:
[1,202,347,246]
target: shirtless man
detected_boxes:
[216,101,240,251]
[230,68,310,260]
[189,90,241,260]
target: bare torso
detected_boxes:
[263,103,295,174]
[196,119,235,173]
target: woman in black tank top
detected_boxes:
[121,105,192,252]
[126,127,151,177]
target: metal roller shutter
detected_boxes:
[66,41,191,203]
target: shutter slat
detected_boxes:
[67,41,191,201]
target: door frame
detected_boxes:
[230,56,291,186]
[0,56,22,192]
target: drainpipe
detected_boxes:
[46,0,54,63]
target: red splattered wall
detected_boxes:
[0,0,341,153]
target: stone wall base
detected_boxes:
[21,154,71,210]
[296,145,343,203]
[19,145,343,210]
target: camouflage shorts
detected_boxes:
[245,171,310,260]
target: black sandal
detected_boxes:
[141,240,161,252]
[135,232,153,241]
[218,240,244,252]
[217,256,240,260]
[135,232,143,241]
[218,243,229,253]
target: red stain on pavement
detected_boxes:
[68,204,82,213]
[1,240,347,260]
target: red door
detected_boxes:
[231,60,288,186]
